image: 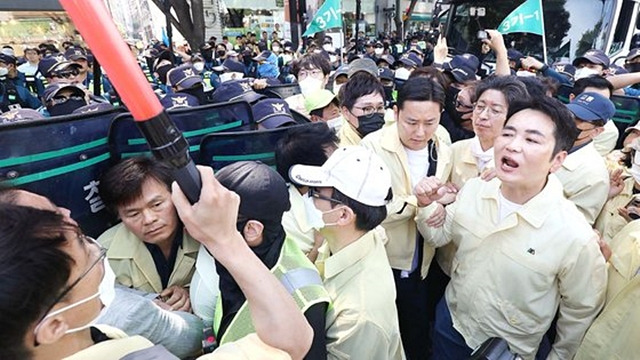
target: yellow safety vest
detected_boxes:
[213,237,330,345]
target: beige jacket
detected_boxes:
[418,176,607,360]
[361,123,452,278]
[99,223,199,294]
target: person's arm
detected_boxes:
[606,72,640,91]
[483,30,510,76]
[547,234,607,360]
[172,166,313,360]
[520,56,572,85]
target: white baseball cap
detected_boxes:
[289,146,392,206]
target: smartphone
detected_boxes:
[477,30,489,40]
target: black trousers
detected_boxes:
[393,259,450,360]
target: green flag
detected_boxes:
[303,0,342,37]
[497,0,544,35]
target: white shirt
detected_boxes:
[497,190,523,222]
[469,136,494,172]
[405,146,431,189]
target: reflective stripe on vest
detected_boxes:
[213,237,331,345]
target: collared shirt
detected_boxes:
[64,325,153,360]
[449,137,483,188]
[418,176,607,360]
[594,176,636,243]
[316,231,405,360]
[98,223,200,294]
[282,185,315,254]
[554,142,610,225]
[338,117,362,147]
[574,220,640,360]
[361,122,452,278]
[144,230,183,289]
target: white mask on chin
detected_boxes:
[326,117,343,132]
[574,67,601,80]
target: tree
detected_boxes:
[149,0,205,49]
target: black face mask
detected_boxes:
[181,85,207,104]
[201,49,213,62]
[216,50,226,58]
[357,112,385,138]
[626,63,640,73]
[48,99,86,117]
[155,64,172,85]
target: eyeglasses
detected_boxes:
[309,187,343,205]
[52,69,79,79]
[50,95,84,105]
[473,104,506,118]
[455,99,474,112]
[352,105,385,118]
[298,69,324,80]
[37,235,106,324]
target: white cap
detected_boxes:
[289,146,392,206]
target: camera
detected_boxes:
[477,30,490,41]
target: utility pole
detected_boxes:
[355,0,361,53]
[164,0,174,63]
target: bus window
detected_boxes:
[445,0,616,62]
[610,0,634,56]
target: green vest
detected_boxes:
[213,237,330,345]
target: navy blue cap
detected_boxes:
[566,92,616,123]
[627,48,640,62]
[216,161,291,223]
[160,93,200,109]
[552,61,576,78]
[377,54,396,66]
[213,58,245,73]
[211,79,265,104]
[573,49,610,68]
[0,109,44,124]
[253,50,272,62]
[399,53,421,68]
[42,83,85,102]
[64,47,87,61]
[378,67,394,81]
[0,54,17,65]
[609,64,629,75]
[443,53,480,83]
[252,98,296,129]
[167,64,202,89]
[507,48,524,60]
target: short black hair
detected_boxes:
[475,75,530,111]
[396,76,446,111]
[0,204,74,359]
[275,123,338,186]
[507,97,578,155]
[331,188,392,231]
[516,76,547,99]
[409,66,452,89]
[291,53,332,77]
[572,76,613,97]
[99,156,174,213]
[338,72,385,111]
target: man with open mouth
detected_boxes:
[416,97,607,360]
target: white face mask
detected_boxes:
[282,54,293,65]
[272,46,281,53]
[193,62,205,72]
[299,76,324,98]
[395,67,411,81]
[0,67,8,77]
[631,151,640,184]
[329,55,337,64]
[574,67,601,80]
[35,257,116,336]
[333,83,343,95]
[374,48,384,55]
[326,117,343,131]
[302,193,339,230]
[323,44,333,52]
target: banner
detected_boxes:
[302,0,342,37]
[497,0,544,36]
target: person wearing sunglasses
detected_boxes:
[42,82,90,117]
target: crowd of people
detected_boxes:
[3,24,640,360]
